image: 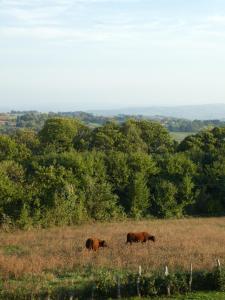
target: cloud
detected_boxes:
[0,0,153,42]
[1,0,225,46]
[0,0,72,26]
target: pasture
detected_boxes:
[0,217,225,298]
[170,131,194,142]
[0,218,225,299]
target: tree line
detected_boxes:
[0,117,225,228]
[1,111,225,134]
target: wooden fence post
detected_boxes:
[217,259,221,273]
[189,263,193,292]
[165,265,170,296]
[137,265,142,297]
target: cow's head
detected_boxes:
[149,235,156,242]
[100,240,108,247]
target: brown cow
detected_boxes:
[85,238,108,251]
[126,232,156,244]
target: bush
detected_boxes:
[212,268,225,291]
[95,269,117,298]
[93,268,225,298]
[192,270,216,291]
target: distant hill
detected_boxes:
[1,103,225,121]
[89,104,225,120]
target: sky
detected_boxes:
[0,0,225,111]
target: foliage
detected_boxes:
[3,111,225,134]
[129,172,150,218]
[93,268,225,298]
[0,116,225,226]
[39,118,81,152]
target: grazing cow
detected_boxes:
[126,232,156,245]
[85,238,107,251]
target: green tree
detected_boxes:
[90,121,123,151]
[135,120,174,154]
[73,125,92,151]
[129,172,150,219]
[0,135,18,161]
[31,163,87,226]
[194,156,225,215]
[152,179,178,217]
[104,151,130,195]
[83,177,123,220]
[39,118,81,152]
[0,160,27,222]
[151,153,196,217]
[120,120,148,153]
[12,129,40,153]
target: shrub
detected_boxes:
[93,268,225,298]
[212,268,225,291]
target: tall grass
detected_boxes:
[0,217,225,280]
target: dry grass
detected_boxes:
[0,217,225,279]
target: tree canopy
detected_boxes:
[0,117,224,228]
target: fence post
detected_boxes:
[217,259,221,273]
[165,265,170,296]
[189,263,193,292]
[216,258,222,291]
[137,265,142,297]
[117,275,121,298]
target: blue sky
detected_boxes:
[0,0,225,111]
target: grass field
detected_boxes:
[170,132,194,142]
[0,217,225,297]
[1,217,225,277]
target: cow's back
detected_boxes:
[92,239,100,251]
[135,232,146,242]
[127,232,144,243]
[127,232,151,243]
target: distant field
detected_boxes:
[170,131,193,142]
